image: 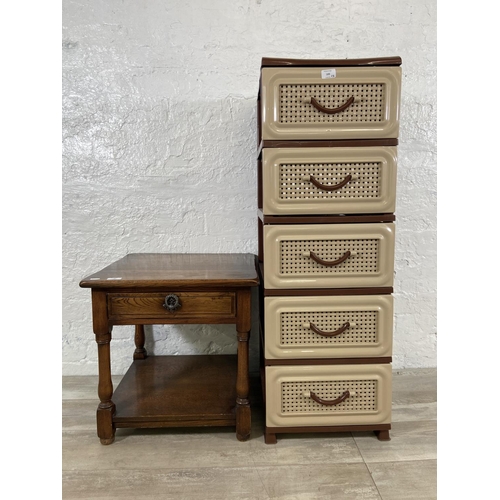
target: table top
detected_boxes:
[79,253,259,289]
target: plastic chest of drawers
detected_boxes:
[256,56,401,444]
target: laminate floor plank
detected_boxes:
[391,369,437,405]
[391,402,437,423]
[353,420,437,463]
[367,460,437,500]
[63,422,364,471]
[63,463,381,500]
[247,431,363,466]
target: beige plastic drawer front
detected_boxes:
[261,67,401,140]
[262,147,397,215]
[264,295,393,359]
[263,223,395,289]
[266,364,392,427]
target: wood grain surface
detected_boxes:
[80,253,259,289]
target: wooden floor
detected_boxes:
[62,368,436,500]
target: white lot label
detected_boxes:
[321,69,337,79]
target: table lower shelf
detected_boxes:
[112,355,237,429]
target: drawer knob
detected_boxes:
[302,250,354,267]
[302,95,357,115]
[303,321,351,337]
[302,174,353,191]
[163,294,181,312]
[303,390,351,406]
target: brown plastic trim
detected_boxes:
[264,357,392,366]
[257,160,262,210]
[257,138,399,157]
[263,287,393,296]
[261,57,402,67]
[309,321,350,337]
[309,389,350,406]
[308,96,355,115]
[257,210,396,225]
[308,174,352,191]
[257,217,264,263]
[308,250,351,267]
[257,93,262,148]
[265,423,392,433]
[258,261,264,280]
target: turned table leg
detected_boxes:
[235,288,251,441]
[96,330,116,444]
[133,324,148,360]
[92,290,116,445]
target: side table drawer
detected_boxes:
[261,66,401,140]
[263,223,395,289]
[262,147,397,215]
[266,364,392,427]
[264,295,393,359]
[108,292,236,323]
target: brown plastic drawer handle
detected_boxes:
[308,390,350,406]
[304,96,355,115]
[305,250,352,267]
[308,321,350,337]
[306,174,352,192]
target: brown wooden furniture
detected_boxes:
[256,57,402,444]
[79,253,259,445]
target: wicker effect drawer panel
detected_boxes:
[263,223,395,289]
[266,364,392,427]
[262,147,397,215]
[260,67,401,140]
[264,295,393,359]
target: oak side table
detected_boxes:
[79,253,259,445]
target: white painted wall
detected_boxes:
[62,0,436,375]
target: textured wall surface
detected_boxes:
[62,0,437,375]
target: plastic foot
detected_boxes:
[375,429,391,441]
[265,431,277,444]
